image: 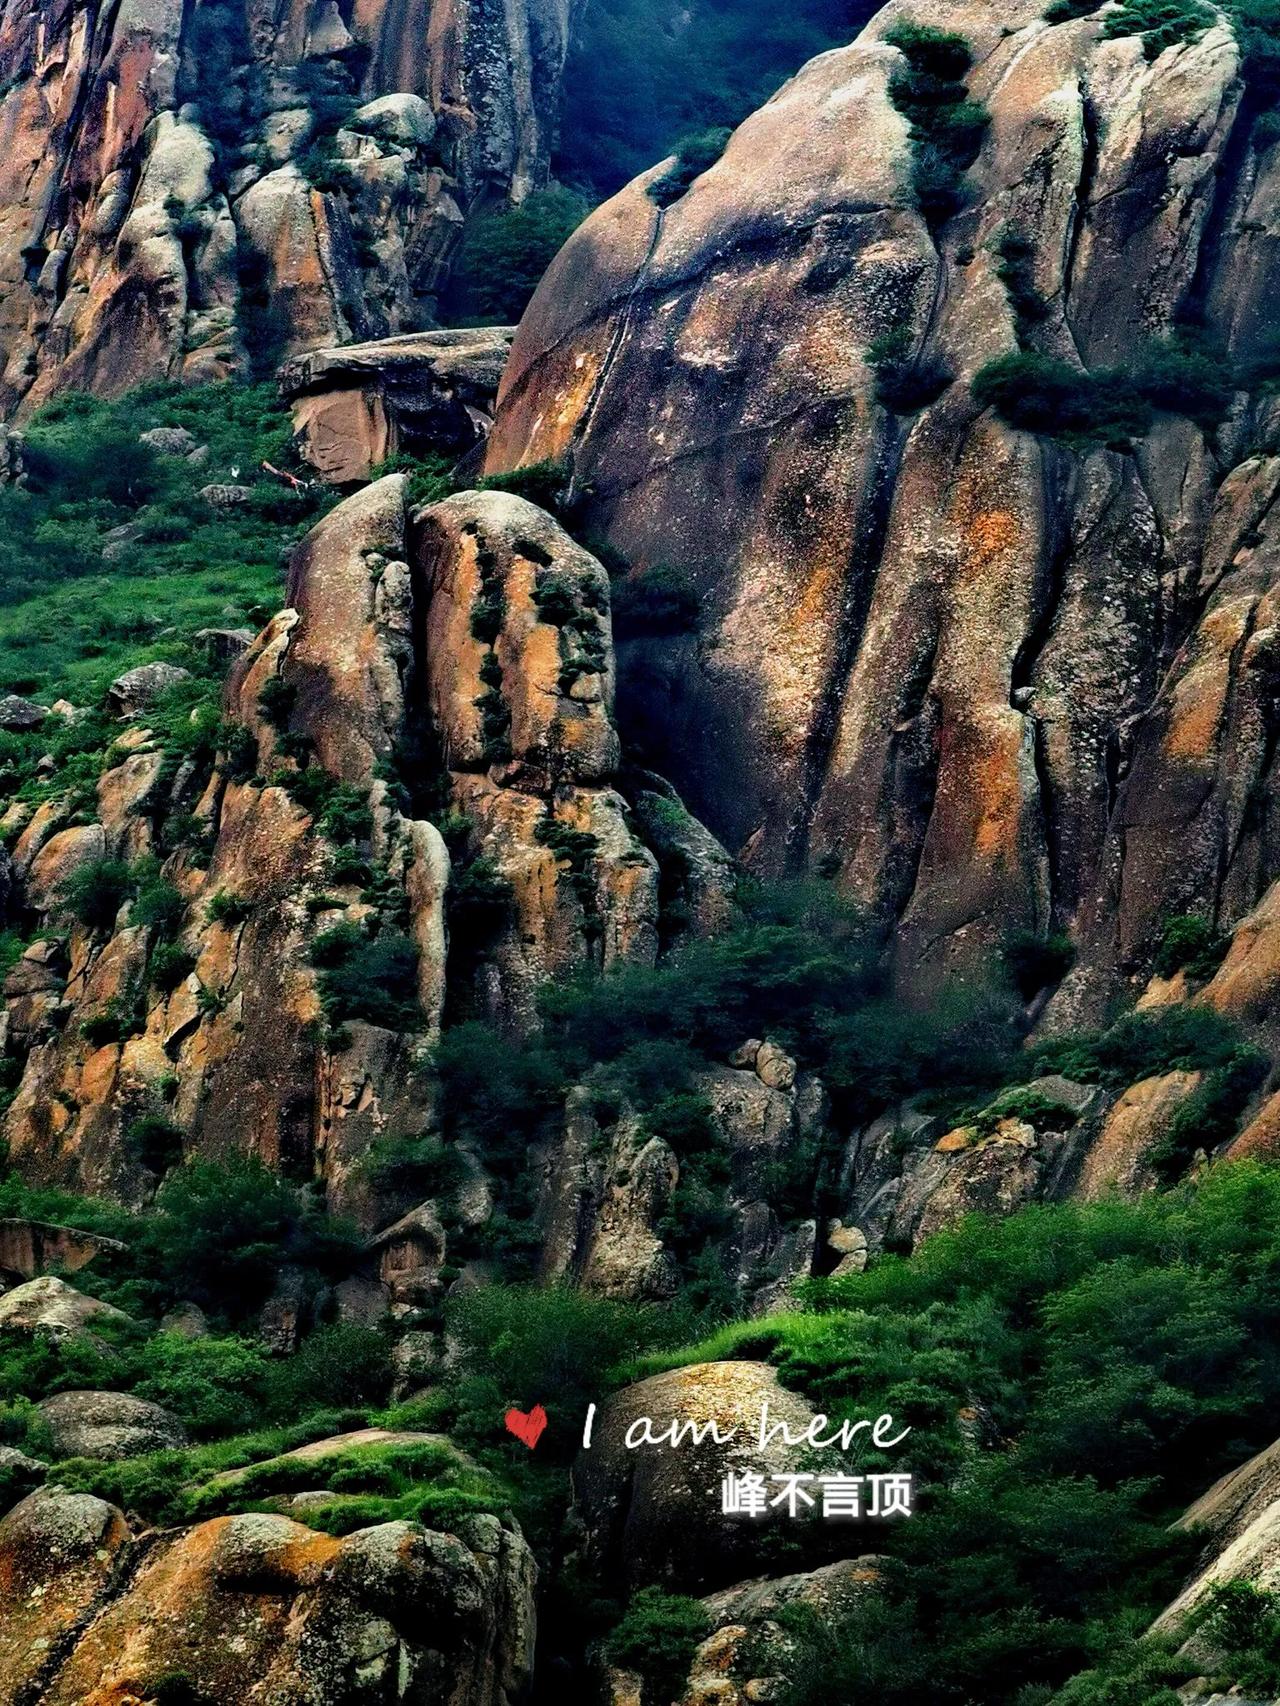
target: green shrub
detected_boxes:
[59,857,135,930]
[22,398,163,507]
[365,1133,468,1198]
[1102,0,1217,57]
[609,563,701,638]
[649,127,732,207]
[994,229,1050,335]
[866,326,954,412]
[1154,913,1230,981]
[125,1114,185,1174]
[885,22,988,228]
[309,925,420,1029]
[80,997,140,1048]
[1005,929,1075,1000]
[131,866,186,935]
[605,1588,711,1703]
[206,889,252,927]
[150,940,197,992]
[133,1333,270,1437]
[1032,1004,1248,1087]
[1133,335,1234,427]
[138,1157,358,1319]
[256,676,296,733]
[263,1322,392,1417]
[972,352,1153,446]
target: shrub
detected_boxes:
[1133,336,1234,428]
[1102,0,1217,57]
[59,857,135,930]
[138,1157,357,1319]
[1004,929,1075,1000]
[365,1133,468,1199]
[609,563,701,638]
[972,351,1153,446]
[264,1322,392,1417]
[1032,1004,1249,1087]
[132,866,186,935]
[206,889,252,927]
[80,998,140,1048]
[605,1588,711,1703]
[256,676,296,733]
[134,1332,270,1437]
[649,127,732,207]
[150,940,197,992]
[866,327,953,413]
[310,926,421,1029]
[21,397,163,507]
[125,1114,185,1174]
[885,22,988,228]
[1154,913,1230,981]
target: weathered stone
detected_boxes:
[0,695,45,731]
[282,327,514,484]
[0,1219,125,1285]
[0,1275,129,1341]
[0,1495,535,1706]
[572,1361,848,1592]
[106,661,191,718]
[38,1390,188,1461]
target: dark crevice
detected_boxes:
[1061,79,1100,360]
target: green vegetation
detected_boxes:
[605,1588,711,1703]
[866,326,954,413]
[649,127,732,207]
[624,1162,1280,1703]
[972,352,1154,448]
[1155,912,1231,981]
[556,0,877,200]
[885,22,989,229]
[308,920,421,1029]
[0,384,325,706]
[447,188,592,325]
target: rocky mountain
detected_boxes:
[487,0,1280,1037]
[10,1,1280,1703]
[0,0,573,411]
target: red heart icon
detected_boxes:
[504,1404,548,1449]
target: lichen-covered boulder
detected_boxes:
[37,1390,188,1462]
[0,1498,536,1706]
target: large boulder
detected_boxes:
[572,1361,863,1593]
[106,661,191,719]
[0,1495,536,1706]
[0,1276,129,1341]
[282,328,516,484]
[37,1391,188,1462]
[1153,1436,1280,1634]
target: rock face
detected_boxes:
[0,476,729,1243]
[282,326,516,483]
[0,0,575,413]
[1155,1435,1280,1633]
[485,0,1280,1021]
[0,1490,535,1706]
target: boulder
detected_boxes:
[106,661,192,718]
[0,1219,125,1285]
[1154,1435,1280,1634]
[572,1360,853,1593]
[347,93,437,149]
[281,327,515,484]
[0,1276,129,1341]
[140,425,199,456]
[0,1497,536,1706]
[0,695,46,731]
[37,1390,188,1461]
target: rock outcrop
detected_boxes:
[485,0,1280,1025]
[282,326,515,482]
[0,1489,535,1706]
[0,474,731,1276]
[0,0,574,412]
